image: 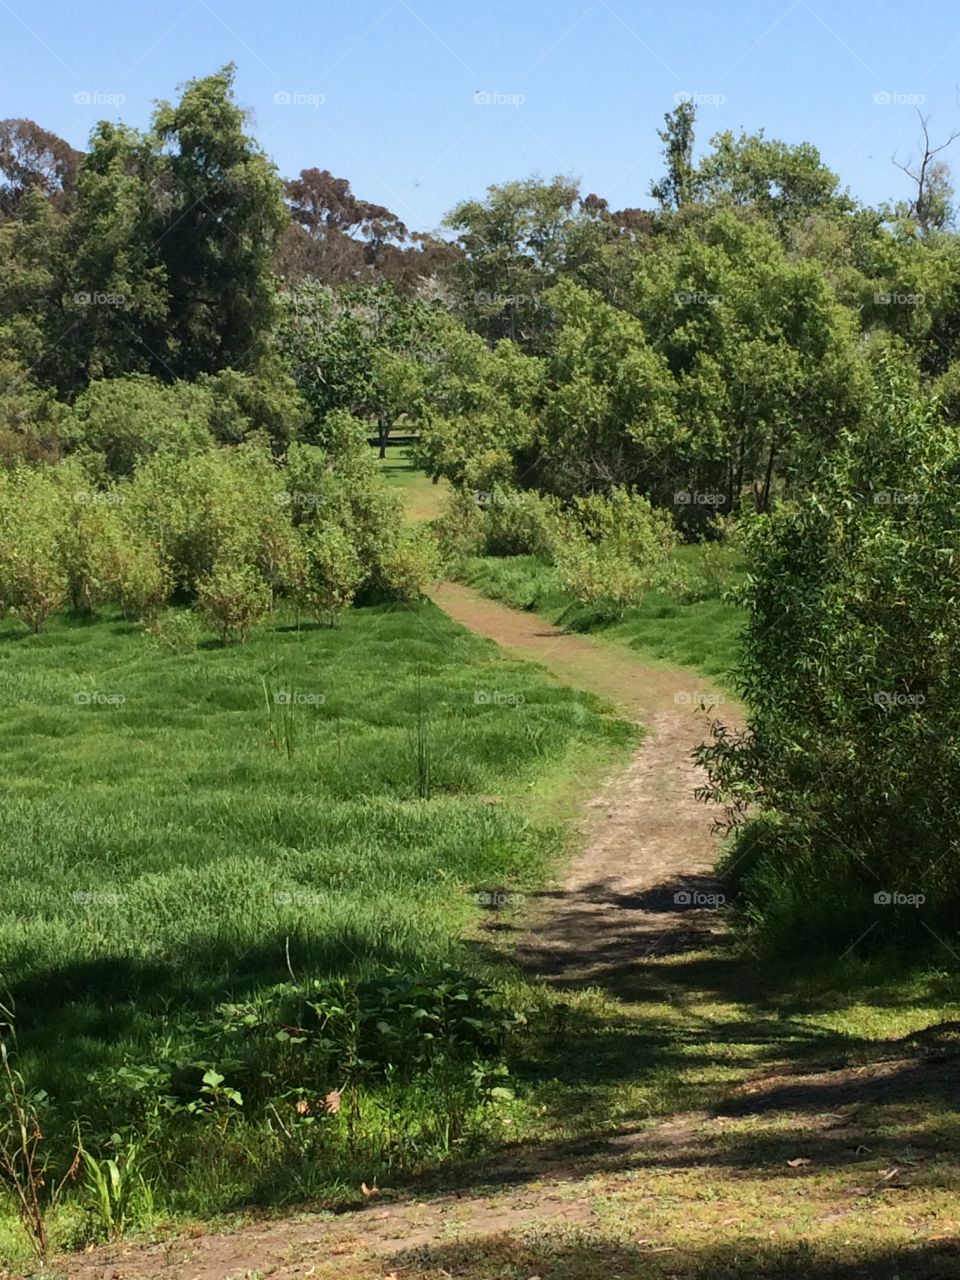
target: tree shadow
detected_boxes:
[386,1234,960,1279]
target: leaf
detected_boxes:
[786,1157,812,1167]
[360,1181,379,1197]
[295,1098,311,1116]
[202,1069,224,1087]
[323,1088,342,1114]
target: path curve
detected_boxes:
[432,581,742,983]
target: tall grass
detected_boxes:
[0,599,631,1256]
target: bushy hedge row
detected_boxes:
[0,415,438,640]
[434,483,683,618]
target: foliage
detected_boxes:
[698,368,960,949]
[0,465,68,630]
[553,488,681,618]
[196,559,272,643]
[292,524,364,624]
[66,375,213,475]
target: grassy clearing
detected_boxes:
[0,600,632,1262]
[375,447,449,523]
[456,543,745,686]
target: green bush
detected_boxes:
[142,608,203,654]
[292,525,364,625]
[700,367,960,951]
[553,487,680,617]
[196,560,271,643]
[0,466,68,631]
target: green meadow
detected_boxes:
[0,602,631,1251]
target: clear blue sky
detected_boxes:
[2,0,959,232]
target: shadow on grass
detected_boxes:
[387,1235,960,1280]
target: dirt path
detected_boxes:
[432,581,741,982]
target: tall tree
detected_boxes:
[651,100,698,211]
[151,64,287,378]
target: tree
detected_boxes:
[532,279,676,498]
[61,122,168,389]
[149,65,288,379]
[444,176,614,352]
[0,118,81,219]
[280,280,443,452]
[410,319,543,490]
[892,111,958,238]
[651,101,698,211]
[629,211,866,518]
[698,128,851,231]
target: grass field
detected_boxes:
[0,600,632,1260]
[456,544,745,685]
[3,492,959,1276]
[375,446,449,523]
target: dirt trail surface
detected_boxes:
[432,581,741,980]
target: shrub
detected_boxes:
[481,486,562,558]
[196,560,271,643]
[108,540,173,622]
[56,485,128,615]
[432,488,486,565]
[699,367,960,951]
[142,608,203,654]
[293,525,364,625]
[0,467,68,631]
[66,375,213,477]
[553,487,679,616]
[374,527,441,602]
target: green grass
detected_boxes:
[375,446,448,522]
[456,543,745,686]
[0,601,632,1261]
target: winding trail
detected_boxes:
[433,581,740,982]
